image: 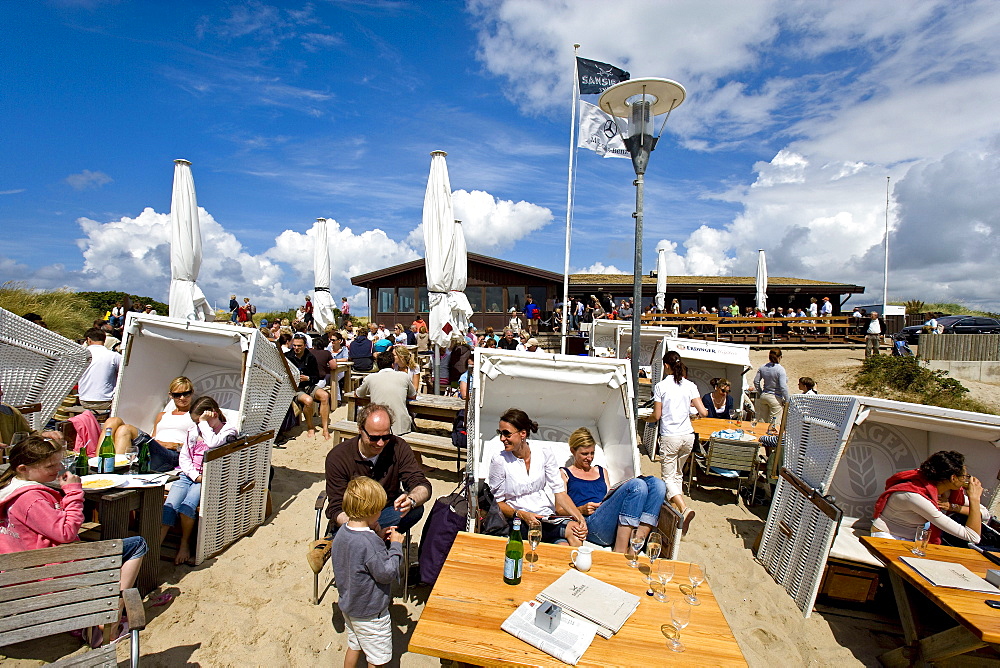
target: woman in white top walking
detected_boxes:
[644,351,707,535]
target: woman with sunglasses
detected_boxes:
[103,376,197,472]
[487,408,588,546]
[702,377,734,420]
[872,450,986,545]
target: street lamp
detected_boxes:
[599,78,686,415]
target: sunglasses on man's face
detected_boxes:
[170,390,193,398]
[361,425,392,443]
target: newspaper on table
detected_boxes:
[900,556,1000,594]
[501,600,597,665]
[536,569,640,639]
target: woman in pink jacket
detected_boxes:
[0,436,146,646]
[159,396,238,565]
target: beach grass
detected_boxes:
[850,354,996,414]
[0,282,99,340]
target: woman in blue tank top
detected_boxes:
[559,427,666,552]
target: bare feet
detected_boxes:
[321,429,331,441]
[174,545,191,566]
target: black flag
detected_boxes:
[577,57,630,94]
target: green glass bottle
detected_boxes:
[137,438,151,474]
[74,442,89,477]
[504,518,524,585]
[98,428,116,474]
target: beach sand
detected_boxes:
[4,346,999,667]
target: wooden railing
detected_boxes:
[638,313,865,344]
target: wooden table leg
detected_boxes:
[136,486,164,597]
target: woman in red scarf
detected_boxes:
[871,450,985,545]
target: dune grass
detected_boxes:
[850,354,995,414]
[0,282,99,341]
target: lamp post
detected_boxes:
[599,78,686,415]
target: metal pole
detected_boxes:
[433,347,440,396]
[560,45,581,355]
[882,176,890,311]
[631,173,644,417]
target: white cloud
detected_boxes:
[0,189,24,195]
[576,261,625,274]
[65,170,112,191]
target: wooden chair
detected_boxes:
[687,437,760,504]
[0,539,147,667]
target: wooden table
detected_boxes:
[692,417,769,441]
[409,532,747,666]
[84,484,165,597]
[861,536,1000,666]
[346,391,466,424]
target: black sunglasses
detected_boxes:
[496,429,516,438]
[170,390,193,398]
[361,425,392,443]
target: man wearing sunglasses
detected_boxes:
[310,403,431,570]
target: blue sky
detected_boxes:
[3,0,1000,313]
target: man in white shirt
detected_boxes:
[355,351,417,434]
[78,327,122,411]
[866,311,884,358]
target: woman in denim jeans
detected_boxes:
[559,427,666,552]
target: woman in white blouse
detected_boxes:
[488,408,588,545]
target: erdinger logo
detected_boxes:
[831,422,920,519]
[189,369,242,411]
[537,425,574,443]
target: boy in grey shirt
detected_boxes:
[331,476,404,667]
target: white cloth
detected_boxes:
[155,409,197,445]
[872,491,984,543]
[821,301,833,316]
[653,377,700,437]
[489,443,565,517]
[355,368,417,434]
[167,160,213,321]
[660,433,695,500]
[311,219,338,332]
[868,319,882,335]
[77,344,121,402]
[344,611,392,664]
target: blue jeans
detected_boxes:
[162,473,201,526]
[122,535,148,561]
[584,477,666,547]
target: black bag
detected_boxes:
[477,483,509,537]
[418,482,468,586]
[451,409,467,451]
[348,337,375,372]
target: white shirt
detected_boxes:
[867,318,882,335]
[489,443,565,517]
[808,303,818,317]
[872,491,985,543]
[653,377,700,437]
[821,301,833,316]
[77,344,121,402]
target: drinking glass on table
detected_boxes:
[630,527,645,558]
[644,531,662,586]
[654,560,674,602]
[668,599,692,652]
[912,526,930,557]
[526,521,542,572]
[685,563,705,605]
[734,409,744,428]
[625,544,639,568]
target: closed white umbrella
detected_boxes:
[755,249,768,312]
[168,159,213,321]
[655,247,667,311]
[312,218,338,331]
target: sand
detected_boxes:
[6,347,1000,667]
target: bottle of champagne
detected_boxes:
[137,437,151,474]
[74,442,89,477]
[98,427,116,474]
[504,518,524,585]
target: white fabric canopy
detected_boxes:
[655,247,667,311]
[423,150,472,348]
[312,218,338,332]
[755,249,768,312]
[168,159,213,321]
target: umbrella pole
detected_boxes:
[434,347,440,395]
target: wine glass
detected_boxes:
[734,409,744,428]
[625,544,639,568]
[644,532,662,586]
[686,563,705,605]
[668,599,692,652]
[630,527,645,558]
[526,523,542,572]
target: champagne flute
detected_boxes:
[625,544,639,568]
[644,532,662,586]
[734,409,744,428]
[655,560,674,602]
[669,599,692,652]
[686,563,705,605]
[630,527,645,558]
[526,523,542,572]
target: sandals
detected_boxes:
[681,508,696,538]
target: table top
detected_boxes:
[861,536,1000,645]
[409,532,747,667]
[692,418,769,440]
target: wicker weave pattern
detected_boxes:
[782,394,859,492]
[641,339,665,459]
[0,307,89,430]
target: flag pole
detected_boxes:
[560,44,581,355]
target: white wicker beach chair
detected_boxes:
[113,314,297,564]
[0,306,89,431]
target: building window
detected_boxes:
[484,287,503,312]
[507,287,525,312]
[417,287,429,312]
[398,287,415,313]
[465,287,483,312]
[680,299,698,313]
[718,297,736,311]
[529,287,547,310]
[378,288,395,314]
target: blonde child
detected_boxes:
[331,476,405,668]
[0,436,146,645]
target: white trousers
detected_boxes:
[660,433,695,500]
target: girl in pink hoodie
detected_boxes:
[0,436,146,646]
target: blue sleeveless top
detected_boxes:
[561,466,607,505]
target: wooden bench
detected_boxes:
[0,539,146,667]
[329,419,457,461]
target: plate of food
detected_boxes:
[88,454,133,469]
[80,474,129,491]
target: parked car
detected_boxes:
[898,315,1000,344]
